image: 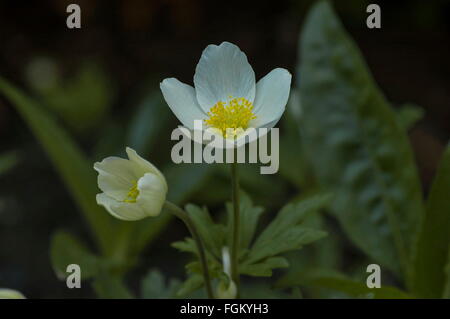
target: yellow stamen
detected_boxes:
[123,181,139,203]
[204,97,256,138]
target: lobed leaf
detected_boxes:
[246,194,330,264]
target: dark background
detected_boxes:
[0,0,449,298]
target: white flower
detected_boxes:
[94,147,167,221]
[0,288,25,299]
[160,41,291,143]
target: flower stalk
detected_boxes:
[164,201,214,299]
[230,150,241,297]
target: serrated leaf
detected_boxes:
[50,230,103,280]
[248,226,326,265]
[247,194,330,264]
[413,143,450,298]
[298,1,424,278]
[240,256,289,277]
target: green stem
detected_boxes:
[230,158,241,297]
[164,201,214,299]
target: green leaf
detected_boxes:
[140,269,181,299]
[50,230,103,280]
[247,194,330,264]
[298,1,424,278]
[240,283,293,299]
[225,193,264,251]
[176,273,204,297]
[444,251,450,298]
[36,63,113,134]
[185,204,225,258]
[92,274,134,299]
[240,256,289,277]
[276,269,411,299]
[396,104,424,131]
[279,89,314,189]
[172,237,198,255]
[0,76,116,254]
[413,143,450,298]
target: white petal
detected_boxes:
[94,156,142,188]
[194,42,255,112]
[136,173,167,217]
[96,193,147,221]
[252,68,291,127]
[97,170,129,201]
[125,147,167,186]
[160,78,207,130]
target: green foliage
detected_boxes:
[413,143,450,298]
[4,0,449,300]
[30,62,113,134]
[276,268,411,299]
[172,193,329,295]
[92,274,134,299]
[0,76,216,297]
[298,1,424,279]
[279,89,314,189]
[176,273,205,297]
[50,231,104,280]
[185,204,226,258]
[140,269,181,299]
[444,256,450,298]
[240,257,289,277]
[244,194,330,265]
[0,76,116,255]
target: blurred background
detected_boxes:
[0,0,449,298]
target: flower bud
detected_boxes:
[94,147,167,221]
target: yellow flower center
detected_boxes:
[123,181,139,203]
[204,96,256,138]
